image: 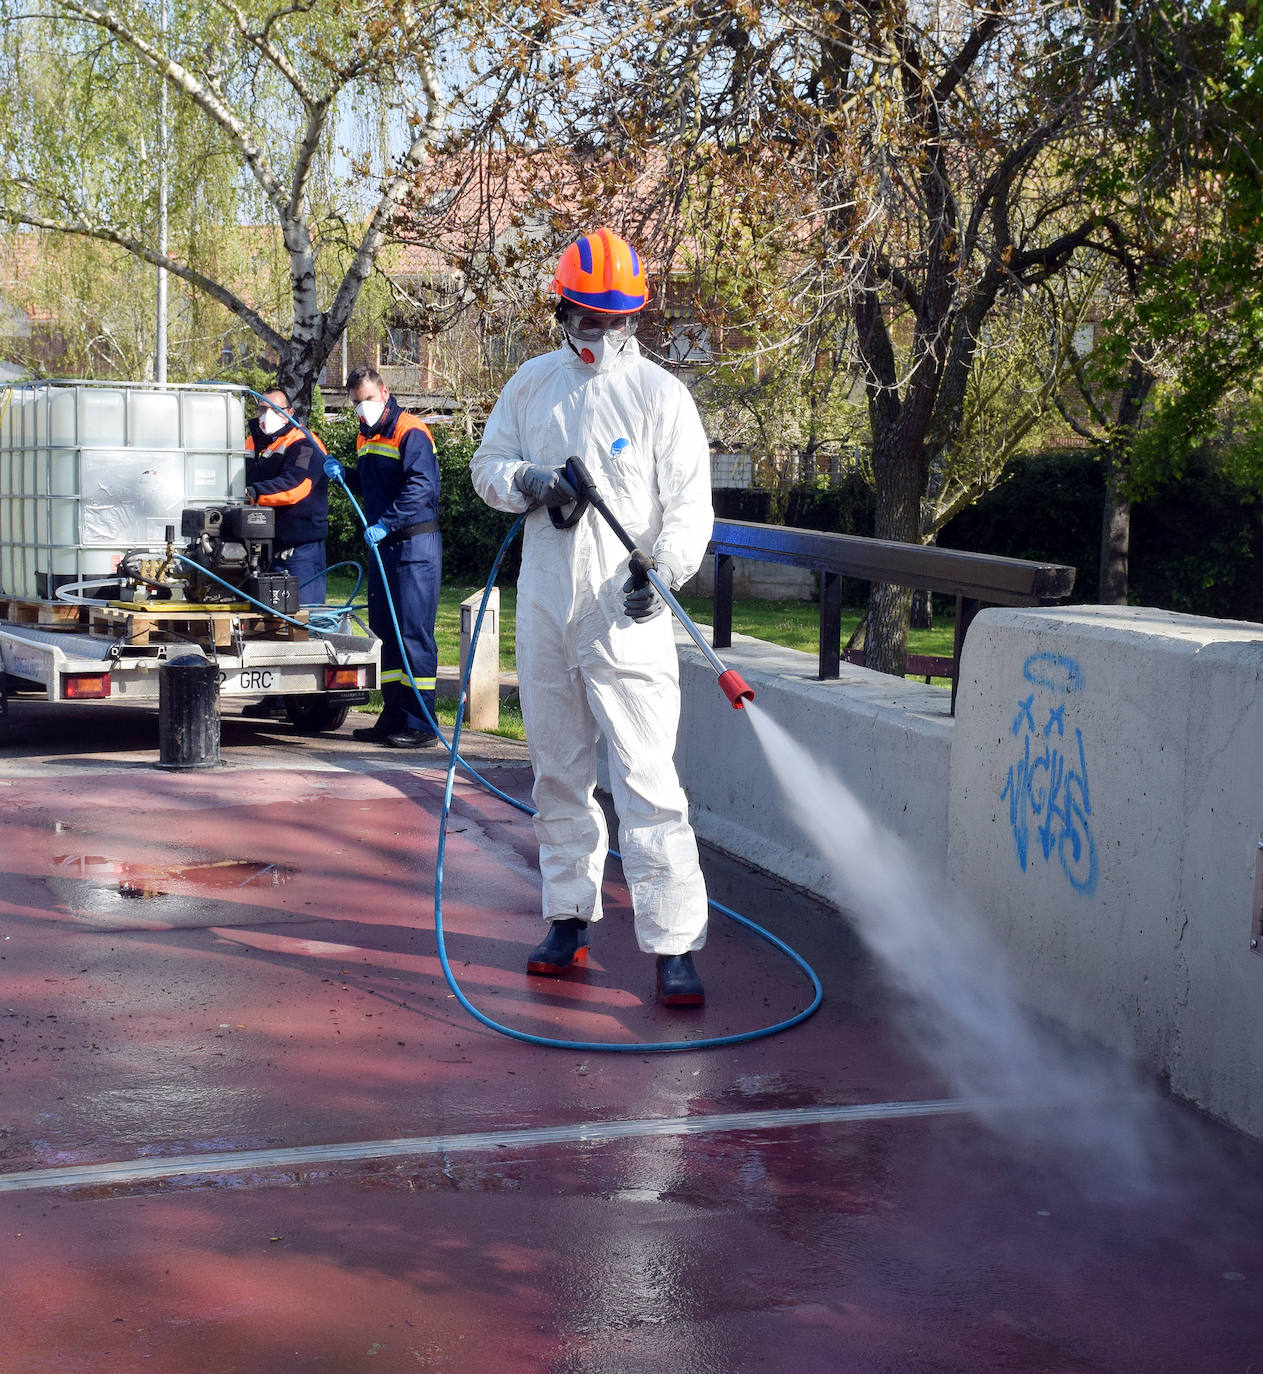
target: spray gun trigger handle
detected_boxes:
[627,549,656,590]
[562,454,596,499]
[548,455,592,530]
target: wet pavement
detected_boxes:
[1,699,1263,1371]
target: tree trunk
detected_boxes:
[275,342,326,422]
[866,431,924,676]
[1098,448,1131,604]
[911,589,933,630]
[1097,359,1153,605]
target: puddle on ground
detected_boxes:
[51,855,296,900]
[41,856,303,929]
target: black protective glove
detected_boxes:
[622,551,680,622]
[514,463,579,508]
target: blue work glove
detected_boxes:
[514,463,579,508]
[323,456,345,481]
[364,523,388,547]
[622,552,679,622]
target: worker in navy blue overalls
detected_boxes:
[335,367,442,749]
[241,385,330,720]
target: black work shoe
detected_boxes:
[383,728,440,749]
[656,953,705,1006]
[526,918,589,975]
[352,721,395,742]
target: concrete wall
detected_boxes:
[671,606,1263,1137]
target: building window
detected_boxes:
[385,326,423,365]
[666,322,712,364]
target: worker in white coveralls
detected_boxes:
[470,227,715,1007]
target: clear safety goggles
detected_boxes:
[561,306,639,342]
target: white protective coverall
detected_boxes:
[470,337,714,954]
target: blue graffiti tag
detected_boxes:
[999,654,1099,895]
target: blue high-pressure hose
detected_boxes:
[232,385,823,1051]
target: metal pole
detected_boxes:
[155,0,169,384]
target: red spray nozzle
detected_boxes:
[718,669,755,709]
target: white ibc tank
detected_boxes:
[0,382,247,600]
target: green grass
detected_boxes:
[324,573,954,740]
[674,593,956,685]
[326,573,518,666]
[326,572,525,739]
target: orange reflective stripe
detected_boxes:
[253,427,329,458]
[356,411,433,457]
[255,477,313,507]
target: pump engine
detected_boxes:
[119,503,301,615]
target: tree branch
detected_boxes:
[53,0,288,214]
[933,14,1004,106]
[1,208,288,354]
[322,52,449,345]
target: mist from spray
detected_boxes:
[742,700,1168,1192]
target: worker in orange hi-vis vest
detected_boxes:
[244,384,330,603]
[241,383,330,720]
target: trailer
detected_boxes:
[0,595,377,733]
[0,380,379,737]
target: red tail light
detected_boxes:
[63,673,112,699]
[324,666,366,690]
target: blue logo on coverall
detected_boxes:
[611,438,630,456]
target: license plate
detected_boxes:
[221,668,292,694]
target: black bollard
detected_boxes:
[157,653,221,770]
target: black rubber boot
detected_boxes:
[656,953,705,1007]
[352,715,400,743]
[526,918,589,975]
[242,698,287,719]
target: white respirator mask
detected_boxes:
[259,406,288,436]
[572,331,631,370]
[355,398,386,428]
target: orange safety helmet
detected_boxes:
[552,227,649,314]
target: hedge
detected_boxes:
[942,447,1263,620]
[318,415,522,584]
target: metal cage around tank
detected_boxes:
[0,380,247,600]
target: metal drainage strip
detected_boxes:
[0,1099,971,1195]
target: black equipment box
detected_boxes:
[243,572,300,617]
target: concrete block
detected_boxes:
[1171,636,1263,1129]
[948,605,1263,1130]
[459,587,500,731]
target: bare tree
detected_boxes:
[0,0,530,413]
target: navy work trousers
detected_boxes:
[367,530,441,733]
[276,540,327,606]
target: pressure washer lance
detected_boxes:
[552,455,754,709]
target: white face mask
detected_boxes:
[355,397,386,428]
[259,406,288,436]
[570,331,629,371]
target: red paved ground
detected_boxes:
[0,720,1261,1372]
